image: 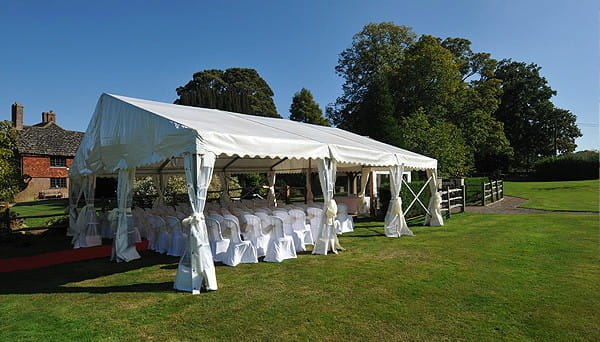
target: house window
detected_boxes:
[50,178,67,188]
[50,156,67,167]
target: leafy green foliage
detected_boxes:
[400,110,471,177]
[330,23,512,176]
[289,88,329,126]
[0,121,23,202]
[493,60,582,169]
[175,68,280,118]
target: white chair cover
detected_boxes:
[241,214,269,257]
[306,207,323,241]
[273,210,306,251]
[99,212,113,239]
[206,217,230,262]
[154,215,170,254]
[424,169,444,226]
[289,209,313,246]
[335,203,354,234]
[145,209,158,251]
[166,215,186,257]
[264,216,297,263]
[174,153,218,294]
[254,212,273,233]
[221,217,258,266]
[313,158,342,255]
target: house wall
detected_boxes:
[22,155,73,178]
[14,154,73,202]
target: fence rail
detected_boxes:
[482,180,504,206]
[439,185,466,218]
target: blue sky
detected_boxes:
[0,0,597,150]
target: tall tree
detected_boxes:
[493,60,581,169]
[330,23,512,176]
[289,88,329,126]
[175,68,280,118]
[395,35,463,119]
[334,22,417,107]
[399,110,471,177]
[0,121,23,201]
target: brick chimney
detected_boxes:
[42,111,56,124]
[11,102,23,130]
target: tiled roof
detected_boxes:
[17,122,84,156]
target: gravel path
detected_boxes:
[464,196,596,215]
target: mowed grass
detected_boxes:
[1,213,598,341]
[505,179,599,212]
[11,199,68,227]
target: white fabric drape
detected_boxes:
[73,175,101,248]
[313,158,342,255]
[111,163,140,262]
[218,172,231,204]
[174,153,217,294]
[305,169,314,203]
[424,169,444,226]
[384,164,412,237]
[357,167,372,217]
[67,177,83,237]
[151,174,168,208]
[267,171,277,207]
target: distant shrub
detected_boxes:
[464,177,489,205]
[44,215,68,227]
[533,151,599,181]
[378,180,431,219]
[0,208,23,231]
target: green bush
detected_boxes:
[533,151,599,181]
[378,180,432,219]
[464,177,489,205]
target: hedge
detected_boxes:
[533,151,599,181]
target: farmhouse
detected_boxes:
[10,102,84,202]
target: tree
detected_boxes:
[289,88,329,126]
[335,22,417,106]
[330,23,512,175]
[399,110,471,177]
[175,68,281,118]
[0,121,23,202]
[395,35,463,119]
[493,60,581,169]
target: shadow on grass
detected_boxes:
[12,199,68,208]
[0,251,180,295]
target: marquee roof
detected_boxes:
[70,93,437,177]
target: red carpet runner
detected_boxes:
[0,240,148,273]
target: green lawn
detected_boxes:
[504,179,599,212]
[10,199,68,227]
[1,213,598,340]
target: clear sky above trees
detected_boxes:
[0,0,596,150]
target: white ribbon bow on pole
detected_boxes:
[325,199,338,225]
[182,213,205,228]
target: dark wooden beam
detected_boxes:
[270,157,288,170]
[222,156,240,171]
[157,158,172,173]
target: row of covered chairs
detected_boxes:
[83,199,354,266]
